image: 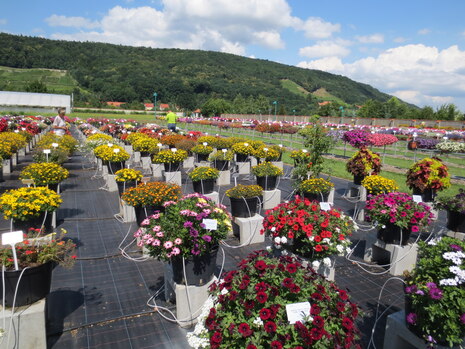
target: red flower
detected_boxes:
[290,284,301,293]
[255,282,268,292]
[244,300,255,309]
[342,317,354,330]
[311,292,323,301]
[210,331,222,347]
[255,260,267,271]
[238,323,253,337]
[310,327,323,340]
[259,308,271,320]
[339,290,348,300]
[264,321,277,333]
[256,291,268,303]
[313,315,325,328]
[270,340,283,349]
[336,302,346,312]
[310,304,321,315]
[282,277,294,288]
[314,245,323,252]
[286,263,297,273]
[247,345,257,349]
[267,216,275,223]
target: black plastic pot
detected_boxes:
[13,212,53,234]
[117,181,137,197]
[134,205,164,226]
[447,210,465,233]
[353,174,365,185]
[213,160,229,171]
[377,223,411,245]
[192,179,215,194]
[256,176,278,190]
[163,162,182,172]
[0,262,54,307]
[302,191,329,202]
[195,153,209,162]
[235,153,249,162]
[107,161,125,174]
[229,197,260,218]
[171,246,218,286]
[412,188,435,203]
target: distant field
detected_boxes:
[0,66,81,94]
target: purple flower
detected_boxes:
[450,244,463,251]
[461,313,465,324]
[429,287,443,300]
[190,228,199,237]
[405,285,417,294]
[426,282,437,289]
[202,235,212,242]
[415,290,425,296]
[183,221,193,228]
[406,312,417,325]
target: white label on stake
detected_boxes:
[222,148,227,153]
[2,231,24,245]
[203,219,218,230]
[286,302,311,324]
[320,202,331,211]
[412,195,422,203]
[157,143,162,148]
[51,142,59,148]
[171,148,177,152]
[202,142,208,146]
[107,143,113,147]
[43,149,51,154]
[113,148,120,153]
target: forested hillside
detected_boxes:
[0,32,395,114]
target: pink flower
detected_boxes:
[152,239,161,246]
[411,225,419,232]
[152,225,161,232]
[164,241,173,249]
[174,238,182,245]
[141,218,150,226]
[172,247,180,255]
[134,229,143,237]
[156,231,164,237]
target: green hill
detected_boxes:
[0,32,394,113]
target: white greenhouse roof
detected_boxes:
[0,91,70,109]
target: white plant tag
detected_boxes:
[43,149,51,154]
[320,202,331,211]
[286,302,311,324]
[2,231,23,245]
[113,148,120,153]
[51,142,59,148]
[203,219,218,230]
[412,195,422,203]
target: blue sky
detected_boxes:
[1,0,465,111]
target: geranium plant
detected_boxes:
[114,168,143,182]
[404,236,465,347]
[152,149,188,164]
[121,181,181,207]
[225,184,263,199]
[251,162,283,177]
[298,178,334,194]
[187,251,361,348]
[19,162,69,186]
[0,186,62,221]
[188,167,220,181]
[365,192,434,232]
[361,175,399,195]
[406,157,451,193]
[260,196,354,262]
[135,193,232,260]
[346,148,382,177]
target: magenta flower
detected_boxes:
[406,312,417,325]
[429,287,443,300]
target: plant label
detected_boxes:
[203,219,218,230]
[113,148,120,153]
[51,142,59,148]
[2,231,23,245]
[412,195,422,203]
[286,302,311,324]
[21,179,35,186]
[43,149,51,154]
[320,202,331,211]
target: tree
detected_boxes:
[435,104,462,121]
[201,98,232,117]
[25,80,48,93]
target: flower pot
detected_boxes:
[256,176,278,190]
[117,181,137,197]
[377,223,411,245]
[195,153,209,162]
[412,188,435,202]
[407,140,418,150]
[47,183,59,193]
[134,205,164,226]
[302,191,329,202]
[13,212,53,234]
[139,151,151,157]
[229,197,259,218]
[213,160,229,171]
[170,246,218,286]
[164,162,182,172]
[235,153,249,162]
[0,166,3,182]
[192,179,215,194]
[0,261,54,307]
[107,161,125,174]
[446,210,465,233]
[353,174,365,185]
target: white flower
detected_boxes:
[323,238,331,244]
[308,236,315,242]
[439,278,458,286]
[271,227,276,232]
[253,317,264,326]
[336,245,344,254]
[274,237,281,244]
[282,249,289,256]
[323,257,332,267]
[427,237,441,245]
[312,260,321,269]
[266,245,272,252]
[281,236,287,244]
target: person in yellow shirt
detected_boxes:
[166,110,178,132]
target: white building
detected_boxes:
[0,91,71,114]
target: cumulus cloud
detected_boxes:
[298,44,465,109]
[299,39,351,59]
[45,14,100,29]
[355,34,384,44]
[295,17,340,39]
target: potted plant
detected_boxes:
[208,149,234,171]
[261,196,354,266]
[298,177,334,201]
[19,162,69,192]
[93,144,130,174]
[404,236,465,347]
[191,144,214,162]
[114,168,143,197]
[132,136,158,156]
[135,193,232,285]
[290,149,310,166]
[160,134,186,148]
[188,167,220,194]
[346,147,382,184]
[225,184,263,218]
[253,146,281,162]
[365,192,434,245]
[361,175,399,195]
[0,228,76,307]
[406,157,451,202]
[187,251,361,348]
[121,181,181,226]
[251,161,283,190]
[231,142,255,162]
[0,186,62,233]
[435,189,465,233]
[152,149,188,172]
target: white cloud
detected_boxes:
[298,44,465,110]
[299,39,351,59]
[355,34,384,44]
[418,28,431,35]
[0,19,7,26]
[45,14,100,29]
[295,17,340,39]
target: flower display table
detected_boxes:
[151,163,163,178]
[0,299,47,349]
[271,160,283,170]
[141,156,152,170]
[236,161,250,174]
[3,158,12,174]
[119,200,136,223]
[233,214,264,245]
[262,189,281,210]
[365,239,418,276]
[105,174,118,192]
[216,170,230,186]
[164,171,182,186]
[183,156,194,169]
[203,191,219,204]
[384,310,465,349]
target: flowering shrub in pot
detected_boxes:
[188,167,220,194]
[19,162,69,186]
[406,157,450,200]
[187,251,361,348]
[361,175,399,195]
[114,168,143,196]
[191,144,214,162]
[253,146,281,161]
[225,184,263,218]
[435,189,465,232]
[346,148,382,184]
[368,133,398,146]
[132,136,158,155]
[231,142,255,161]
[298,178,334,201]
[121,181,181,208]
[209,149,234,171]
[261,196,354,264]
[365,192,434,245]
[251,161,283,190]
[436,140,465,153]
[152,149,188,164]
[160,134,187,147]
[404,236,465,347]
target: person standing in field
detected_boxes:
[53,108,68,136]
[166,110,178,132]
